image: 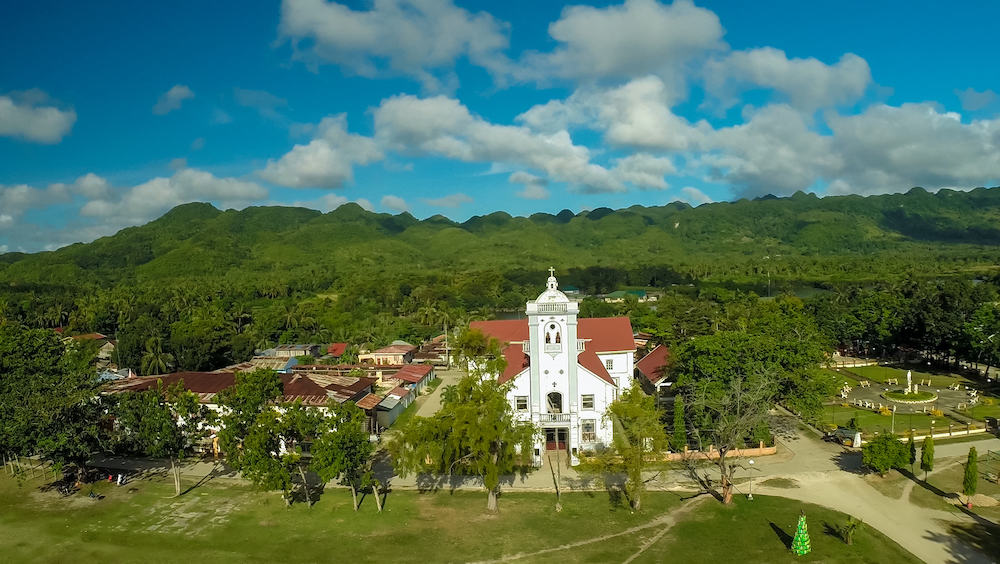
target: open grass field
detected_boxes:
[848,365,970,388]
[0,473,920,563]
[819,405,960,435]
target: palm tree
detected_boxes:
[230,305,252,334]
[141,337,175,376]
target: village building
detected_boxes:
[272,344,321,358]
[359,341,416,365]
[634,344,671,403]
[104,370,379,433]
[470,270,634,466]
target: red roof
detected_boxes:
[355,393,381,410]
[72,332,109,341]
[499,344,530,384]
[470,319,527,343]
[471,317,635,353]
[636,344,670,384]
[388,386,411,398]
[327,342,348,356]
[105,371,339,407]
[577,349,615,386]
[395,364,434,383]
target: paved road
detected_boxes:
[415,367,464,417]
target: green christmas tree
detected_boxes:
[792,510,811,556]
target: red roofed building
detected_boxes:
[327,342,349,357]
[470,269,635,466]
[634,344,671,399]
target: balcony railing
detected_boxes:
[539,413,571,423]
[536,303,567,313]
[544,344,562,354]
[577,339,586,352]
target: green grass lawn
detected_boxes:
[819,405,959,436]
[908,456,1000,521]
[0,473,920,563]
[848,365,967,388]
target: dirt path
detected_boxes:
[756,471,993,564]
[469,494,710,563]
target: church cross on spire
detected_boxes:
[548,266,555,277]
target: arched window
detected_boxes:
[547,392,563,413]
[555,332,561,344]
[545,333,551,344]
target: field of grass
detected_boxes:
[908,455,1000,522]
[819,405,959,436]
[848,365,967,388]
[0,473,920,563]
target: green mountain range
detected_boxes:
[3,186,1000,292]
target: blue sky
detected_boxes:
[2,0,999,252]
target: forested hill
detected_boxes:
[2,186,1000,292]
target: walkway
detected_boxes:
[414,367,463,417]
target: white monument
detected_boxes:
[906,370,912,394]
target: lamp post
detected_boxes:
[748,459,755,501]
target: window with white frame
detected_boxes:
[605,358,614,370]
[581,394,595,410]
[515,396,528,411]
[581,419,596,442]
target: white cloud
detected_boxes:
[259,114,382,188]
[169,158,188,171]
[153,85,194,115]
[374,94,623,193]
[234,88,288,120]
[0,90,76,143]
[704,48,871,111]
[422,192,472,208]
[825,103,1000,194]
[279,0,508,91]
[80,168,267,222]
[191,137,205,150]
[680,186,712,205]
[514,0,723,84]
[700,104,839,196]
[518,76,704,151]
[955,87,998,112]
[508,171,550,199]
[613,153,675,189]
[0,173,110,219]
[380,194,409,212]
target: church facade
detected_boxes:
[471,270,635,466]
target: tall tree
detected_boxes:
[920,435,935,481]
[392,329,535,512]
[963,446,978,501]
[603,382,668,511]
[114,381,210,495]
[0,324,105,483]
[311,402,376,511]
[216,369,284,470]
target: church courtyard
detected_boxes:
[0,472,920,564]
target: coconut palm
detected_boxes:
[141,337,175,376]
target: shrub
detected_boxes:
[862,432,908,476]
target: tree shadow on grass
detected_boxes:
[924,521,1000,563]
[769,521,792,549]
[833,450,865,474]
[822,521,845,543]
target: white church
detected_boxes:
[471,269,635,466]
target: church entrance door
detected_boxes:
[544,428,568,450]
